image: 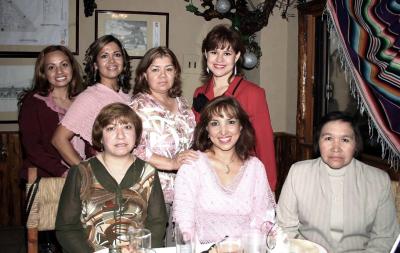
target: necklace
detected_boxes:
[215,156,236,174]
[100,153,133,183]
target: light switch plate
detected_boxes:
[182,54,201,74]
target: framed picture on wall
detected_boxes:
[0,0,79,58]
[0,64,34,123]
[95,10,169,59]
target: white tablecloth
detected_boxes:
[95,243,213,253]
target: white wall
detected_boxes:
[259,9,298,134]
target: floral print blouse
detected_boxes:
[130,92,196,203]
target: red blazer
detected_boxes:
[193,76,277,191]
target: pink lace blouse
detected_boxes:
[173,152,276,243]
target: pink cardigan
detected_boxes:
[61,84,130,147]
[173,152,276,243]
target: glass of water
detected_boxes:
[129,228,152,251]
[175,223,195,253]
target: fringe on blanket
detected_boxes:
[324,6,400,170]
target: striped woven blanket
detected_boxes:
[326,0,400,166]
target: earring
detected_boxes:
[206,67,210,74]
[234,65,237,76]
[93,69,97,83]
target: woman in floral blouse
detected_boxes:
[130,47,197,246]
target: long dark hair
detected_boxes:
[83,35,131,93]
[201,24,245,83]
[133,47,182,98]
[193,96,255,160]
[18,45,84,105]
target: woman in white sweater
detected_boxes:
[277,111,399,253]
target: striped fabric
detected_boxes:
[326,0,400,166]
[26,177,66,230]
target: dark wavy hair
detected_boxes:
[92,102,142,151]
[201,24,245,83]
[133,47,182,98]
[314,111,363,157]
[83,35,131,93]
[193,96,255,160]
[18,45,84,105]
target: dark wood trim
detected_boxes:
[274,132,297,200]
[296,1,326,161]
[0,132,24,226]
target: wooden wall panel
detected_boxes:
[0,132,23,226]
[274,133,298,201]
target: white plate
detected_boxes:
[289,239,328,253]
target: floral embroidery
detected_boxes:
[130,93,196,203]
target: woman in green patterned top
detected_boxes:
[56,102,167,252]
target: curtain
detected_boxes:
[326,0,400,167]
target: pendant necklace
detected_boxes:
[215,156,236,174]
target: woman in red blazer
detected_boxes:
[192,24,277,191]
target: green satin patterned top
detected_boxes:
[56,157,167,253]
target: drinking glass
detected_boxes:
[109,245,146,253]
[109,246,122,253]
[216,237,243,253]
[242,231,267,253]
[129,228,152,250]
[111,231,131,253]
[134,249,157,253]
[175,224,195,253]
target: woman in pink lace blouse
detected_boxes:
[130,47,198,246]
[173,96,276,243]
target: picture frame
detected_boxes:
[0,0,79,58]
[0,63,35,123]
[95,10,169,59]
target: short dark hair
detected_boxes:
[133,47,182,98]
[92,103,142,151]
[201,24,245,83]
[83,35,131,93]
[192,96,255,160]
[314,111,363,156]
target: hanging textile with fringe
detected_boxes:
[326,0,400,168]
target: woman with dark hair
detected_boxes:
[173,96,276,243]
[52,35,132,166]
[56,103,167,252]
[19,45,85,179]
[130,46,197,245]
[192,24,277,192]
[277,111,399,252]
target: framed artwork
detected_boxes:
[0,0,79,58]
[95,10,169,59]
[0,64,35,123]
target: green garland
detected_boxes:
[184,0,300,67]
